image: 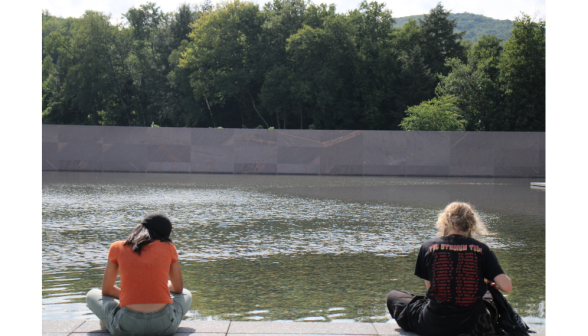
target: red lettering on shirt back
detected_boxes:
[429,244,483,307]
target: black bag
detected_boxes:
[485,285,534,336]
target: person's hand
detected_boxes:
[485,279,498,289]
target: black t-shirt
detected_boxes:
[414,234,504,308]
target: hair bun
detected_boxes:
[141,212,172,239]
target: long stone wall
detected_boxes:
[42,125,545,177]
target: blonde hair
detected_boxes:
[435,202,488,237]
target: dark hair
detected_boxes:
[124,213,173,255]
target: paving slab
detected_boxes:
[228,321,378,334]
[176,321,231,333]
[72,321,105,333]
[228,334,371,336]
[43,320,85,333]
[175,334,227,336]
[529,327,545,336]
[68,320,232,334]
[41,320,546,336]
[372,323,417,336]
[372,322,545,336]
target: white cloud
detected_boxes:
[41,0,546,22]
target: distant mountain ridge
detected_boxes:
[395,12,513,43]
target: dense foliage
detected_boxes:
[399,95,466,131]
[42,1,545,131]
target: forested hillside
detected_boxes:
[42,1,545,131]
[395,12,514,43]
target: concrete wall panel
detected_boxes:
[363,165,406,176]
[42,125,545,177]
[42,141,59,171]
[235,163,277,174]
[403,132,451,166]
[321,130,363,148]
[191,145,234,163]
[277,130,322,147]
[103,127,148,145]
[43,159,59,171]
[58,125,103,143]
[191,128,234,146]
[103,144,148,162]
[232,129,278,147]
[277,164,320,175]
[234,146,278,164]
[405,165,450,176]
[450,149,494,166]
[494,132,545,150]
[191,162,234,173]
[450,132,495,150]
[450,166,495,177]
[58,160,102,171]
[42,125,58,143]
[147,145,191,163]
[147,127,191,145]
[146,162,191,173]
[58,143,102,161]
[278,147,320,164]
[102,161,147,172]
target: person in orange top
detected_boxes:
[86,213,192,336]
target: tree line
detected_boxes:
[42,1,545,131]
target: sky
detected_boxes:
[41,0,546,22]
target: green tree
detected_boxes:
[43,11,133,125]
[435,58,492,130]
[435,35,507,131]
[168,39,211,127]
[286,13,357,129]
[42,2,544,131]
[498,14,545,131]
[180,0,269,128]
[170,2,203,48]
[394,45,436,118]
[258,0,311,128]
[418,2,466,76]
[42,9,77,59]
[123,2,169,126]
[394,19,421,55]
[391,20,436,126]
[42,55,59,123]
[162,3,208,126]
[399,95,466,131]
[470,35,503,81]
[347,1,399,130]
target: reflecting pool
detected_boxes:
[42,172,545,326]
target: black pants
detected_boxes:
[386,290,495,336]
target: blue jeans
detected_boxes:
[86,288,192,336]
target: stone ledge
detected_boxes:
[41,320,545,336]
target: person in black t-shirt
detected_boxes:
[386,202,512,336]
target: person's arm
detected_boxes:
[102,260,121,298]
[168,261,183,294]
[493,274,512,293]
[424,280,431,290]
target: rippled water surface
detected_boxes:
[42,172,545,326]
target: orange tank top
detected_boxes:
[108,240,179,307]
